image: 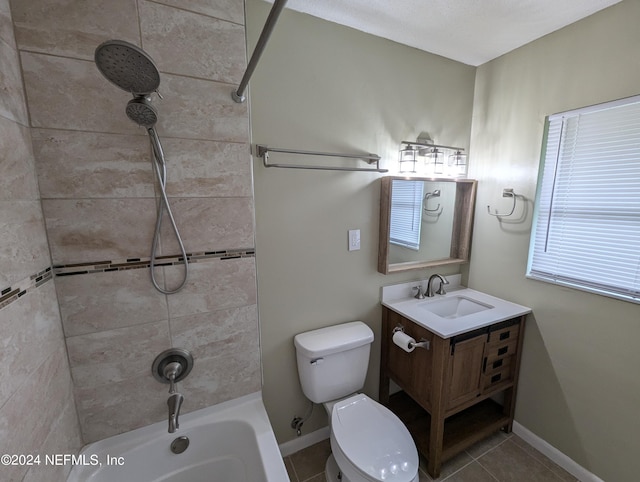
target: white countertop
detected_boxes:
[381,278,531,338]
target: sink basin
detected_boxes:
[418,296,493,319]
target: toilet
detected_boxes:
[294,321,419,482]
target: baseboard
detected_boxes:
[279,426,330,457]
[512,421,604,482]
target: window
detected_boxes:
[390,179,424,250]
[527,95,640,303]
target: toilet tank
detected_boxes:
[294,321,374,404]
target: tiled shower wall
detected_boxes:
[9,0,259,444]
[0,0,82,480]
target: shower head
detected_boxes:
[95,40,160,95]
[126,96,158,128]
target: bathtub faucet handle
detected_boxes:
[163,361,182,394]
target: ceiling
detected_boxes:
[266,0,622,66]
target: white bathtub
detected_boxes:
[67,392,290,482]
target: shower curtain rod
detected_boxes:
[232,0,288,103]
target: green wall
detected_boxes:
[468,2,640,481]
[246,0,476,443]
[248,0,640,480]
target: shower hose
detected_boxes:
[147,127,189,294]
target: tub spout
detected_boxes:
[167,392,184,433]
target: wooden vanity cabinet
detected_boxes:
[446,332,486,411]
[380,307,526,478]
[384,309,435,409]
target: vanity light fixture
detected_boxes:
[427,148,445,175]
[399,144,419,173]
[399,140,467,177]
[448,150,468,177]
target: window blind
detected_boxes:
[390,179,424,250]
[527,95,640,303]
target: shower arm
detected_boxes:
[232,0,288,103]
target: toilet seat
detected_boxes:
[330,394,418,482]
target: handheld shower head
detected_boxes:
[95,40,161,128]
[126,96,158,128]
[94,40,188,294]
[94,40,160,95]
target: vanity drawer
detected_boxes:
[481,363,514,391]
[483,353,513,375]
[487,323,519,345]
[484,338,518,363]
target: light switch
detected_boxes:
[348,229,361,251]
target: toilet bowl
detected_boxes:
[294,321,419,482]
[328,394,419,482]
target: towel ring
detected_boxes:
[424,190,443,216]
[487,188,517,217]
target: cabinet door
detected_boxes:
[446,335,485,410]
[409,322,433,407]
[386,310,414,390]
[386,310,433,409]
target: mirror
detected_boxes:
[378,176,477,274]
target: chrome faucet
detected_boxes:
[426,274,449,297]
[167,392,184,433]
[152,349,194,434]
[164,361,184,433]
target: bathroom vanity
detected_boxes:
[379,281,531,478]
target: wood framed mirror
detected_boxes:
[378,176,477,274]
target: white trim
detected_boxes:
[548,93,640,119]
[279,426,330,457]
[512,421,604,482]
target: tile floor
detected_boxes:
[284,431,578,482]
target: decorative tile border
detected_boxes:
[0,248,255,312]
[53,248,255,276]
[0,267,52,311]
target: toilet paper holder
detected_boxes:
[393,325,430,350]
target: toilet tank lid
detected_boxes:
[294,321,374,358]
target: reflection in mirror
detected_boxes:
[388,180,456,264]
[378,176,477,274]
[389,180,424,251]
[423,189,443,217]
